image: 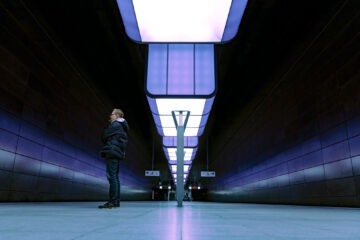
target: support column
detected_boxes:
[172,110,190,207]
[176,123,184,207]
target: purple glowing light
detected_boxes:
[195,44,215,95]
[163,136,198,148]
[147,44,215,96]
[116,0,141,41]
[168,44,194,95]
[116,0,248,43]
[147,44,168,95]
[222,0,248,42]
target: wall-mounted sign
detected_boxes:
[201,171,215,177]
[145,170,160,176]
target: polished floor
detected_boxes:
[0,201,360,240]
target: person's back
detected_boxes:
[101,118,129,159]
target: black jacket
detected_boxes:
[101,119,129,159]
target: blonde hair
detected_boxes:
[113,108,124,118]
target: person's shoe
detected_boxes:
[98,202,116,209]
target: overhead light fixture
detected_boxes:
[170,165,191,173]
[117,0,248,43]
[163,147,197,164]
[163,136,198,148]
[146,44,215,137]
[116,0,248,207]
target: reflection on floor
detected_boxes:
[0,201,360,240]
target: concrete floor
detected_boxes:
[0,201,359,240]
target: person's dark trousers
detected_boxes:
[106,157,121,205]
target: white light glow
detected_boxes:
[159,116,202,128]
[168,156,191,161]
[162,128,178,136]
[170,165,190,172]
[156,99,206,136]
[184,156,191,161]
[163,128,200,137]
[184,128,200,137]
[156,99,205,115]
[132,0,232,42]
[167,148,193,159]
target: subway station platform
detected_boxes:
[0,201,359,240]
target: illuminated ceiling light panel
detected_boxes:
[159,115,202,128]
[116,0,248,43]
[146,44,215,137]
[167,148,193,159]
[170,165,190,173]
[161,128,203,137]
[157,99,205,115]
[164,147,197,164]
[146,44,215,96]
[163,136,198,148]
[116,0,248,187]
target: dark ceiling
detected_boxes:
[11,0,351,184]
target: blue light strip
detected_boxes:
[116,0,141,42]
[163,136,198,148]
[222,0,248,42]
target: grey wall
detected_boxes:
[207,3,360,207]
[0,5,151,201]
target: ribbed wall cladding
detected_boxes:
[0,9,151,201]
[207,2,360,207]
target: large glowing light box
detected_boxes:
[164,147,197,163]
[163,136,198,148]
[116,0,248,189]
[163,136,198,182]
[146,44,215,137]
[170,165,191,174]
[173,174,188,180]
[116,0,248,43]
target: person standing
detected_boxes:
[99,108,129,209]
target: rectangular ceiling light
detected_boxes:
[132,0,231,42]
[147,44,215,96]
[164,147,197,164]
[156,99,206,116]
[167,148,193,159]
[116,0,247,43]
[146,44,215,137]
[163,136,198,148]
[170,165,190,173]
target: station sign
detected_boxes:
[145,170,160,176]
[201,171,216,177]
